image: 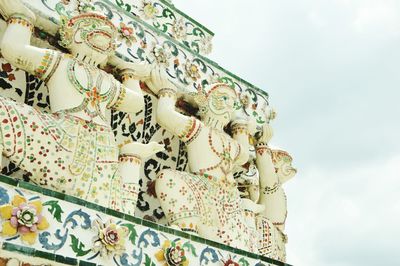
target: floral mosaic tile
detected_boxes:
[0,175,290,266]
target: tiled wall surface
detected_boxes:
[0,175,290,266]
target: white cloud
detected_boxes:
[173,1,400,265]
[353,1,400,35]
[285,156,400,266]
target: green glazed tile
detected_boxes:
[55,254,78,265]
[79,260,97,266]
[18,181,43,193]
[142,219,159,230]
[123,214,142,225]
[35,249,55,261]
[171,229,190,239]
[189,234,206,244]
[2,242,35,255]
[0,175,18,186]
[105,207,124,219]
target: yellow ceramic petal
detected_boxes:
[37,216,49,230]
[2,221,17,236]
[162,240,171,249]
[12,195,26,207]
[30,200,43,214]
[109,224,117,230]
[154,250,165,262]
[0,205,13,219]
[21,231,37,245]
[119,226,128,237]
[182,260,189,266]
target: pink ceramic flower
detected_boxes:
[0,195,49,244]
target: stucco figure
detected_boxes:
[0,0,162,213]
[254,122,297,261]
[142,66,259,252]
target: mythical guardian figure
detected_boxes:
[142,66,259,252]
[0,0,162,213]
[254,122,297,261]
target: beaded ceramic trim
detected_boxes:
[121,72,137,83]
[262,182,280,195]
[33,51,58,80]
[178,117,201,144]
[158,88,177,98]
[255,142,272,156]
[109,84,126,109]
[119,154,141,164]
[168,210,200,224]
[44,52,62,83]
[231,123,248,135]
[7,15,34,32]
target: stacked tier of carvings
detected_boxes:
[0,0,296,263]
[27,0,214,56]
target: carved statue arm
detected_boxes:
[146,66,197,142]
[231,108,257,165]
[255,123,279,189]
[105,70,144,113]
[231,121,250,166]
[106,57,152,113]
[0,0,60,82]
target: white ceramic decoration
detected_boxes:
[254,123,297,261]
[118,141,164,215]
[142,66,258,252]
[0,0,156,213]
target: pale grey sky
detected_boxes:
[173,0,400,265]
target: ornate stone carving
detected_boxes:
[252,123,297,261]
[0,0,158,213]
[143,66,258,252]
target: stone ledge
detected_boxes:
[0,175,291,266]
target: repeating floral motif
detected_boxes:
[0,194,49,244]
[0,0,286,263]
[0,0,270,226]
[155,240,189,266]
[0,180,283,266]
[37,0,214,55]
[27,0,269,130]
[92,219,128,257]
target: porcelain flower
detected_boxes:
[77,0,95,13]
[155,240,189,266]
[118,22,137,47]
[141,1,159,20]
[0,195,49,245]
[199,36,213,55]
[172,18,187,40]
[149,43,172,67]
[184,60,201,81]
[92,219,128,257]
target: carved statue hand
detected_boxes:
[231,109,257,135]
[145,65,177,95]
[0,0,35,21]
[108,56,151,79]
[120,141,164,159]
[258,123,273,144]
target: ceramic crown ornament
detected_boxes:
[0,0,153,216]
[57,0,118,62]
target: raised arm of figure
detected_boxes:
[146,66,196,141]
[106,57,155,113]
[231,109,255,165]
[0,0,60,82]
[255,123,278,189]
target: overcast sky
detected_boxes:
[173,0,400,265]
